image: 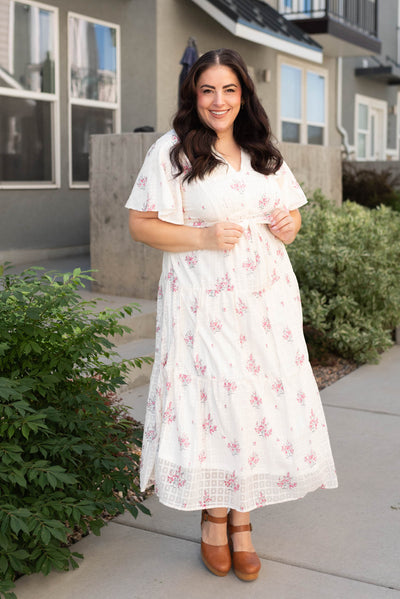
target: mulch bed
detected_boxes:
[312,356,358,390]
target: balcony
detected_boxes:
[278,0,381,57]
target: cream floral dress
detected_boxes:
[125,130,338,512]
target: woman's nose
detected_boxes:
[212,91,224,106]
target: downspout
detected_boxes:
[336,57,350,158]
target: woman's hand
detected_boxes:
[200,222,244,250]
[268,208,301,245]
[129,210,243,252]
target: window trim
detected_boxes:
[0,0,60,190]
[67,11,121,189]
[277,55,328,146]
[354,94,387,161]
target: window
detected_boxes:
[355,95,387,160]
[281,65,301,143]
[279,60,327,145]
[0,0,59,187]
[68,13,120,186]
[306,71,325,145]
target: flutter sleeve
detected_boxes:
[125,132,184,225]
[274,160,308,211]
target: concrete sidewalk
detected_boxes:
[13,345,400,598]
[9,255,400,598]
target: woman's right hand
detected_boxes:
[200,222,244,250]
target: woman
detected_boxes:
[126,48,338,582]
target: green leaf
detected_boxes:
[0,554,8,574]
[41,527,51,545]
[136,502,151,516]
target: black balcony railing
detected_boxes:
[280,0,378,38]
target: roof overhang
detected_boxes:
[191,0,323,64]
[355,65,400,85]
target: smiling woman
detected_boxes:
[125,48,338,583]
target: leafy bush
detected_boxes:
[0,267,152,598]
[288,192,400,364]
[342,162,400,212]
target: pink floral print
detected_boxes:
[206,273,234,297]
[282,327,293,342]
[246,354,261,375]
[224,471,240,491]
[309,410,319,432]
[167,466,186,488]
[227,440,241,455]
[235,298,248,316]
[304,451,317,467]
[255,418,272,438]
[184,330,194,348]
[272,379,285,396]
[250,392,262,408]
[202,414,217,434]
[248,452,260,469]
[209,319,222,333]
[277,472,297,489]
[178,435,190,450]
[223,379,237,395]
[281,441,294,458]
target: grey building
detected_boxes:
[0,0,382,265]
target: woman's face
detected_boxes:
[196,65,242,137]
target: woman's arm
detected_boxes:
[129,210,244,252]
[268,208,301,245]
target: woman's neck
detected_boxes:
[215,132,239,156]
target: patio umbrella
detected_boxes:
[178,37,198,106]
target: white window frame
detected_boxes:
[68,12,121,189]
[354,94,387,161]
[0,0,60,190]
[277,56,328,146]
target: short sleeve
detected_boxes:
[125,131,184,225]
[274,160,308,211]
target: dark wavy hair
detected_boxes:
[170,48,283,183]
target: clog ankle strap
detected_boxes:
[201,509,228,524]
[228,522,252,534]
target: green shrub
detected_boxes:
[288,192,400,364]
[342,162,400,212]
[0,267,152,598]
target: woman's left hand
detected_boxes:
[267,208,301,245]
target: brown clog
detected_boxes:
[201,510,231,576]
[228,516,261,581]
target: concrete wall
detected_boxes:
[90,132,342,299]
[90,132,162,299]
[279,141,342,204]
[0,0,157,264]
